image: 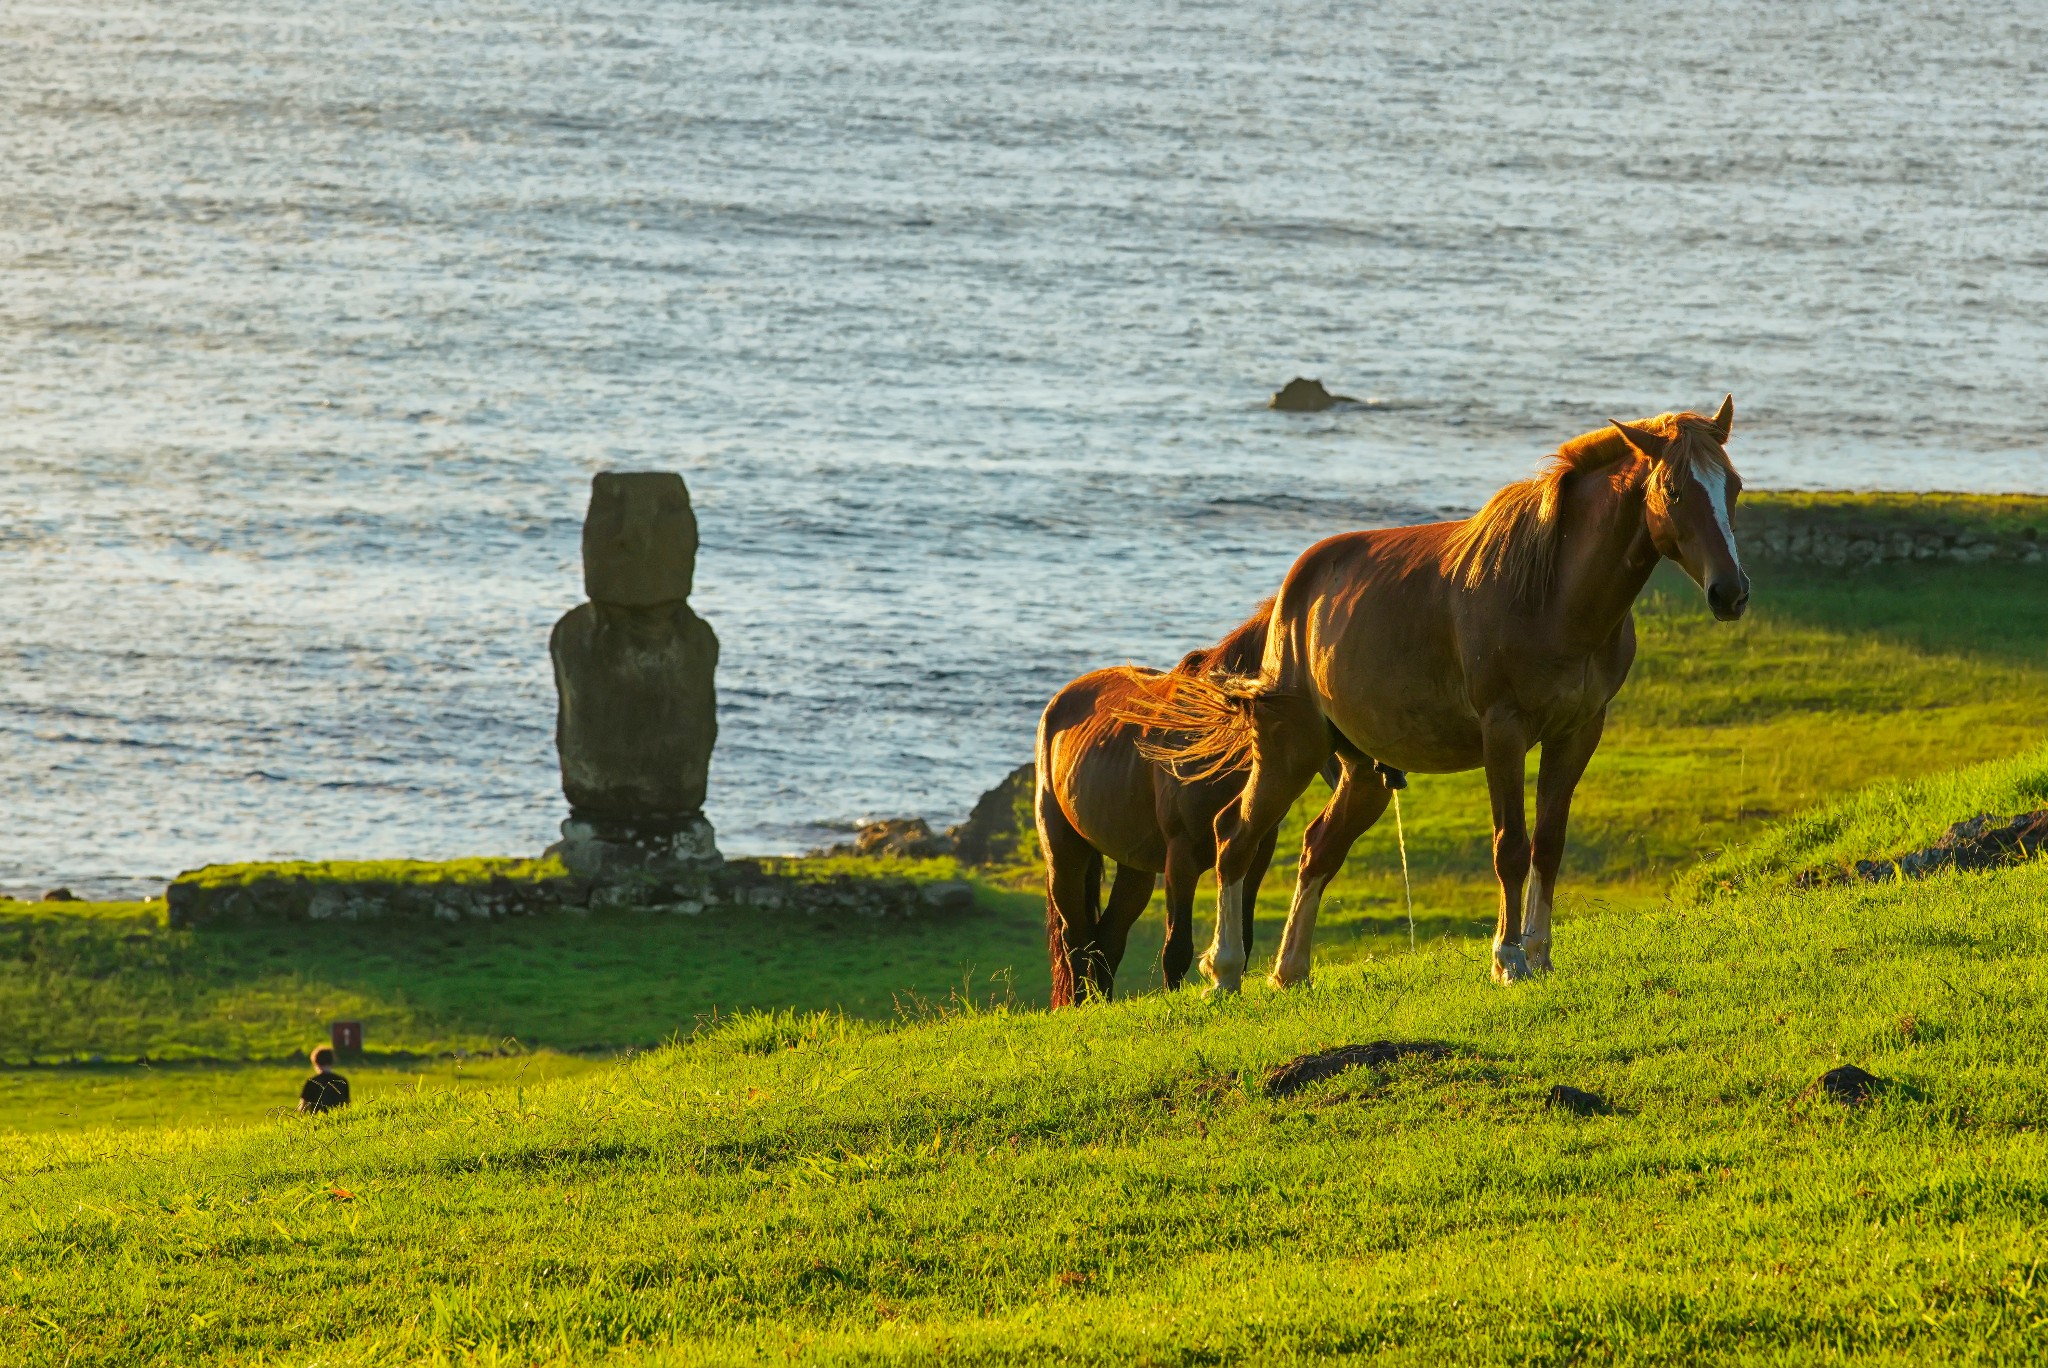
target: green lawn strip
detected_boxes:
[0,881,1049,1066]
[8,545,2048,1064]
[0,1053,612,1136]
[1679,741,2048,902]
[5,856,2047,1363]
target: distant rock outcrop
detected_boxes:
[823,762,1037,866]
[1269,377,1360,412]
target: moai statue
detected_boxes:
[548,472,720,881]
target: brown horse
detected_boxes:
[1035,603,1391,1005]
[1121,399,1747,992]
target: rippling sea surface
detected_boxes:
[4,2,2046,894]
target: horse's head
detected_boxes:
[1610,395,1748,621]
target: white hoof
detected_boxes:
[1524,939,1553,975]
[1203,981,1241,1001]
[1492,942,1532,984]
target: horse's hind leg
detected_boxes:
[1205,697,1328,996]
[1527,710,1606,975]
[1241,826,1279,966]
[1271,752,1391,988]
[1162,834,1200,990]
[1093,862,1157,1000]
[1038,797,1103,1008]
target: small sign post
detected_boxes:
[331,1021,363,1056]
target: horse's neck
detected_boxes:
[1548,462,1659,646]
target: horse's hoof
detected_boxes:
[1524,941,1554,975]
[1203,981,1241,1001]
[1492,942,1532,984]
[1267,967,1311,990]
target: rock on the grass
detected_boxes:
[1798,809,2048,889]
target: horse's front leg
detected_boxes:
[1481,708,1534,984]
[1528,710,1606,974]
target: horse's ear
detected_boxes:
[1608,418,1668,460]
[1710,393,1734,444]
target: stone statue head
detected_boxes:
[582,471,697,605]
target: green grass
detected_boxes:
[169,855,567,893]
[6,841,2048,1362]
[0,1054,611,1136]
[0,882,1046,1066]
[7,521,2048,1087]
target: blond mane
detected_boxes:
[1440,411,1731,602]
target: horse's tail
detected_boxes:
[1035,710,1077,1009]
[1043,862,1073,1007]
[1110,666,1271,784]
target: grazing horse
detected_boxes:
[1036,604,1392,1005]
[1036,606,1277,1006]
[1120,399,1747,992]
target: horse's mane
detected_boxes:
[1440,411,1730,603]
[1172,596,1274,677]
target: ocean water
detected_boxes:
[3,1,2045,895]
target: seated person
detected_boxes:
[299,1045,352,1114]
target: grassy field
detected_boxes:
[5,742,2048,1363]
[4,495,2046,1133]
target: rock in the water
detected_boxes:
[1269,377,1359,412]
[1820,1064,1880,1104]
[1545,1084,1608,1115]
[581,471,698,607]
[41,887,78,903]
[551,601,719,824]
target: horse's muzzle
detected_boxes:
[1707,574,1751,621]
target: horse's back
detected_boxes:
[1273,522,1487,773]
[1037,667,1172,872]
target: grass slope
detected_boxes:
[6,841,2048,1362]
[6,522,2048,1094]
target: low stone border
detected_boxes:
[165,858,977,927]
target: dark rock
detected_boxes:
[1545,1084,1608,1115]
[947,762,1036,866]
[40,887,78,903]
[1801,810,2048,890]
[581,471,698,607]
[853,818,950,859]
[1269,377,1360,412]
[1820,1064,1880,1105]
[1263,1041,1450,1097]
[919,880,977,912]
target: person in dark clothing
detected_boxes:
[299,1045,351,1114]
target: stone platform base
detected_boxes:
[546,813,722,885]
[164,851,977,927]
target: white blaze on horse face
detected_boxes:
[1695,464,1742,573]
[1270,874,1328,988]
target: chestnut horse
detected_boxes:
[1121,400,1747,992]
[1036,603,1391,1005]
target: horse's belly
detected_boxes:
[1053,736,1168,873]
[1315,620,1484,774]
